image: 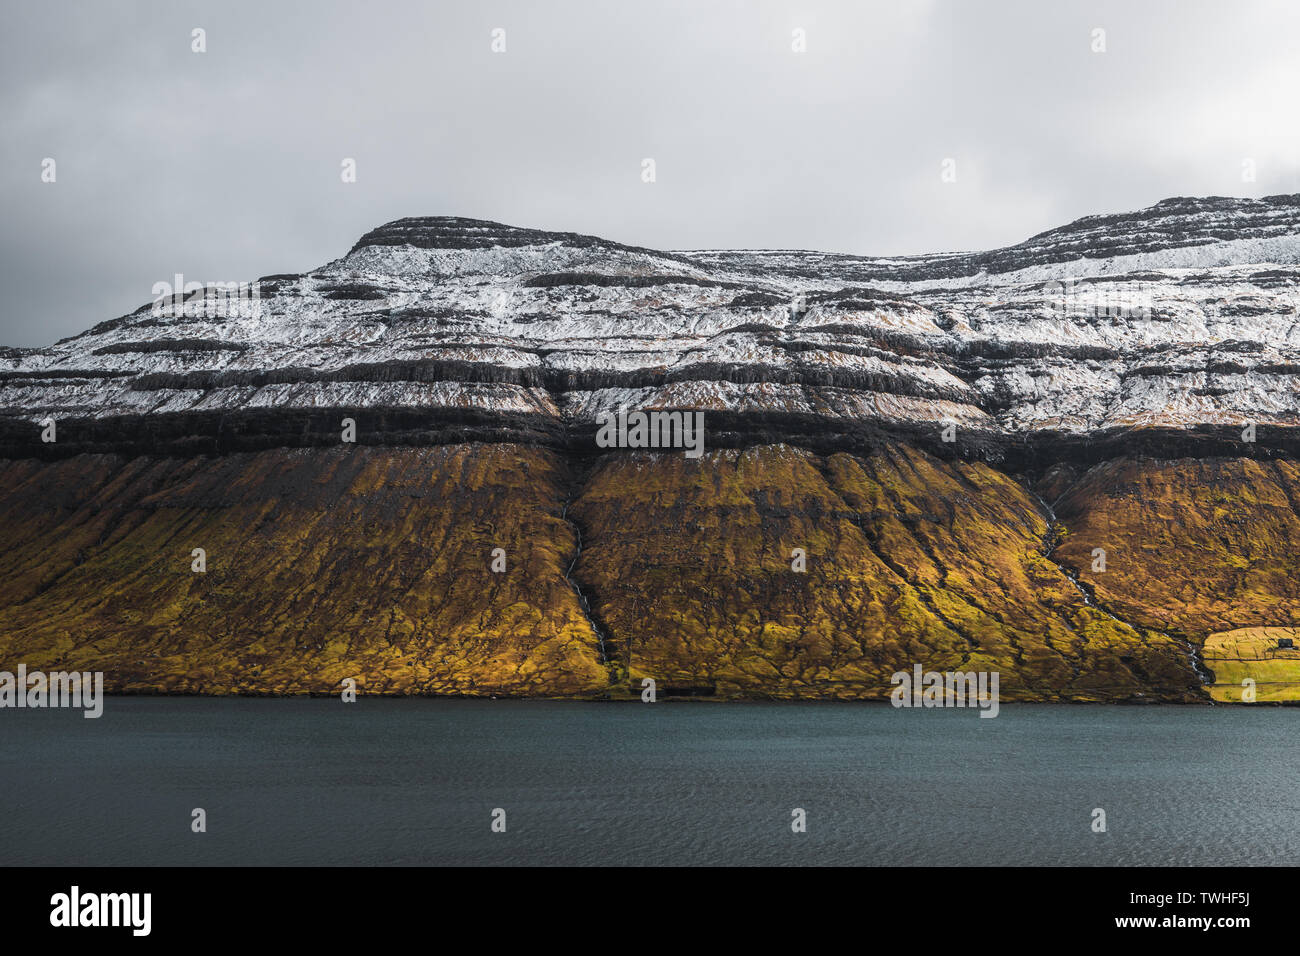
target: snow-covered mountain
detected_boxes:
[4,194,1300,459]
[5,195,1300,704]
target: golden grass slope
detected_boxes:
[4,443,1298,700]
[0,446,608,695]
[569,444,1199,700]
[1051,457,1300,701]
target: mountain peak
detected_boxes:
[349,216,635,256]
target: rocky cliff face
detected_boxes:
[3,196,1300,700]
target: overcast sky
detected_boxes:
[3,0,1299,346]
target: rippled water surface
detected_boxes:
[3,699,1296,865]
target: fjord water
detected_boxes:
[2,699,1295,866]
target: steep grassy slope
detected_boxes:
[2,443,1297,700]
[570,444,1200,700]
[1051,458,1300,636]
[1048,457,1300,700]
[0,446,608,695]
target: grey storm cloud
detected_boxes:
[2,0,1298,346]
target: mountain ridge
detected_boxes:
[3,193,1300,464]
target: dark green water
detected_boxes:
[2,698,1295,866]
